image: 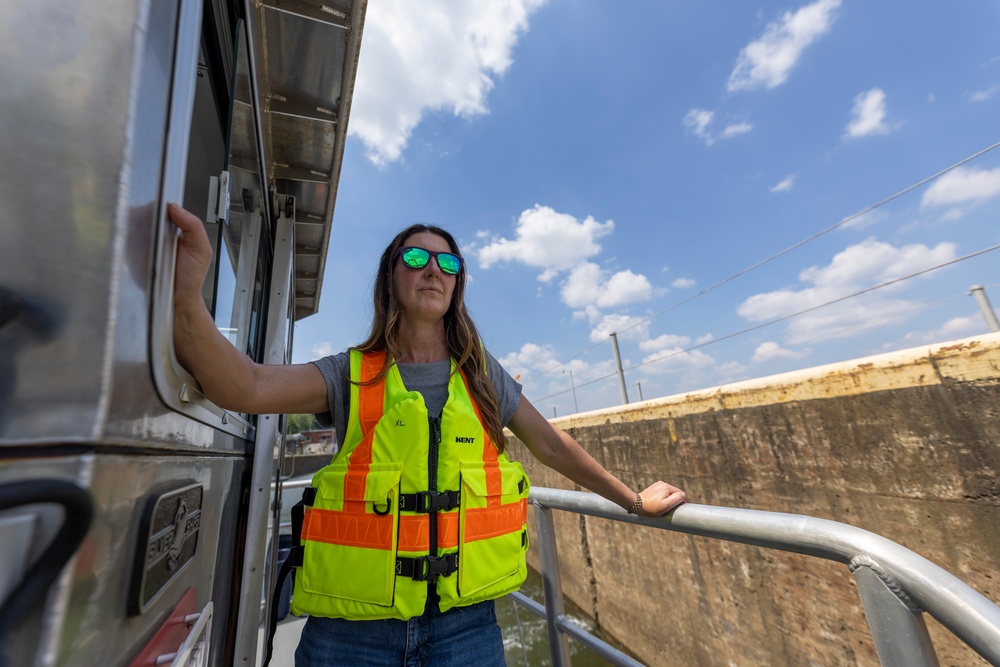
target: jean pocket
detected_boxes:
[299,463,403,606]
[458,461,528,598]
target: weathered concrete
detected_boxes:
[507,333,1000,667]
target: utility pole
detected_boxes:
[552,406,557,418]
[636,382,643,402]
[563,370,578,413]
[969,285,1000,333]
[609,332,629,405]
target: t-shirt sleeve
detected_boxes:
[312,348,521,438]
[485,348,522,427]
[309,351,351,446]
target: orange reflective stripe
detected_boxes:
[302,506,394,550]
[463,499,526,543]
[438,512,459,549]
[344,351,387,503]
[394,513,459,552]
[358,351,386,436]
[483,462,502,508]
[398,515,428,552]
[304,508,458,553]
[342,438,373,504]
[460,369,503,507]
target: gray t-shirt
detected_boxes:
[311,349,522,448]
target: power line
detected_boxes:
[629,243,1000,372]
[527,243,1000,404]
[616,138,1000,338]
[535,295,945,405]
[519,138,1000,388]
[785,292,967,348]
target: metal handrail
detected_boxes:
[277,478,312,491]
[519,487,1000,667]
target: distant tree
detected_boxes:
[286,413,320,434]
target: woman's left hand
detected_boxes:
[635,481,687,517]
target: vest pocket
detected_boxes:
[299,463,403,606]
[458,461,529,598]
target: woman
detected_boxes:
[168,204,687,666]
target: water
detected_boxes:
[497,567,629,667]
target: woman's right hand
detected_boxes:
[636,480,687,517]
[168,203,213,305]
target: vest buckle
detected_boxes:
[396,553,459,581]
[400,490,461,513]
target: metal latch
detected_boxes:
[206,171,231,225]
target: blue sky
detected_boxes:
[292,0,1000,417]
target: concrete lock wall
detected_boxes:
[505,333,1000,667]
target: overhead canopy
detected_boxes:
[247,0,366,320]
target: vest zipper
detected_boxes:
[428,416,441,561]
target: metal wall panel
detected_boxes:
[0,453,244,667]
[0,0,159,442]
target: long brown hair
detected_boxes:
[353,224,507,452]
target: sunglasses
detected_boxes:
[396,246,463,275]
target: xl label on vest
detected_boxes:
[129,482,204,615]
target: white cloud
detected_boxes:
[497,342,606,395]
[845,88,893,138]
[970,84,999,102]
[752,341,809,363]
[476,205,614,280]
[671,277,697,289]
[640,348,716,375]
[586,314,651,344]
[720,122,753,139]
[799,238,957,288]
[497,342,561,381]
[838,208,887,230]
[684,108,715,144]
[561,263,654,309]
[639,333,692,353]
[348,0,547,165]
[716,360,751,380]
[771,174,796,193]
[728,0,841,92]
[898,314,987,346]
[572,305,602,324]
[477,205,656,314]
[921,166,1000,208]
[684,109,753,145]
[311,342,334,358]
[737,238,959,344]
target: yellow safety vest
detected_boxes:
[290,349,530,621]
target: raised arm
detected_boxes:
[168,204,328,415]
[506,395,687,517]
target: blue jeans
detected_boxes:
[294,600,506,666]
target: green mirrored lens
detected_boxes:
[399,247,461,275]
[401,247,430,268]
[437,253,461,275]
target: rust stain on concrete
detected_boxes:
[559,333,1000,426]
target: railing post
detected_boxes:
[535,504,572,667]
[850,556,940,667]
